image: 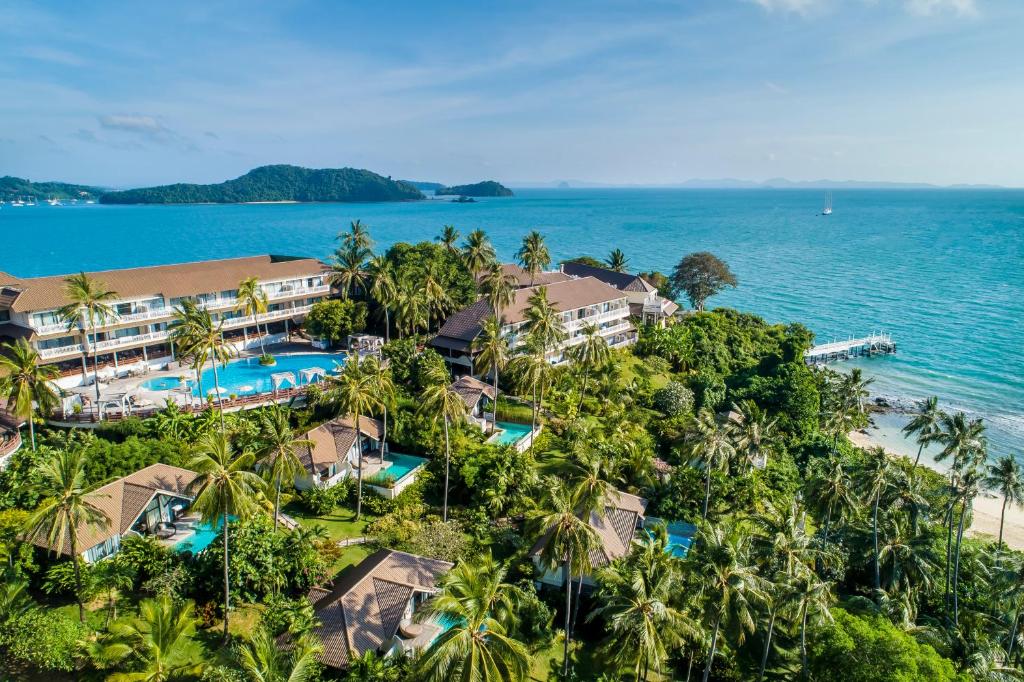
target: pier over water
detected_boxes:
[804,333,896,365]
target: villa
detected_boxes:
[28,463,199,563]
[0,254,330,388]
[530,489,648,587]
[307,549,453,669]
[481,263,573,289]
[561,261,679,327]
[449,374,497,431]
[431,276,636,374]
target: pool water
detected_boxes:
[487,421,533,446]
[368,453,427,485]
[174,517,228,554]
[645,519,697,558]
[142,352,347,397]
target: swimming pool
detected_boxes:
[174,517,227,554]
[367,453,427,485]
[487,421,533,446]
[645,519,697,558]
[142,352,347,397]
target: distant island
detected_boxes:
[100,165,425,204]
[1,176,103,202]
[435,180,513,197]
[403,181,446,192]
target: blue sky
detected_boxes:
[2,0,1022,187]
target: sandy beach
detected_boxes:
[848,429,1023,549]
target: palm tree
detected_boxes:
[56,272,118,413]
[523,286,566,413]
[902,396,943,468]
[787,573,833,679]
[366,256,397,343]
[320,356,383,520]
[605,248,629,273]
[90,596,202,681]
[756,575,793,682]
[516,230,551,285]
[479,262,515,319]
[858,446,894,592]
[462,229,497,274]
[239,627,322,682]
[0,338,60,449]
[986,456,1024,560]
[418,365,467,521]
[236,276,270,357]
[340,219,373,256]
[728,401,778,473]
[24,448,110,621]
[330,246,369,300]
[187,433,265,641]
[169,300,236,433]
[471,317,510,433]
[417,554,529,682]
[361,356,395,464]
[422,261,453,331]
[807,453,855,548]
[569,322,610,412]
[689,410,735,520]
[534,478,599,677]
[886,467,931,536]
[696,520,764,682]
[256,405,312,533]
[94,557,135,626]
[508,340,547,444]
[952,469,981,626]
[437,224,461,253]
[840,368,874,414]
[393,280,427,338]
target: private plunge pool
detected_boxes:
[173,517,233,554]
[644,518,697,558]
[487,421,534,447]
[141,352,347,397]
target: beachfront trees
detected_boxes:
[789,573,834,679]
[89,596,202,681]
[437,224,461,254]
[472,317,510,433]
[523,286,567,411]
[366,255,397,342]
[858,446,894,592]
[951,469,981,626]
[688,410,735,520]
[330,246,369,300]
[509,340,548,442]
[605,248,629,273]
[569,322,610,412]
[0,338,60,450]
[56,272,118,412]
[256,406,311,533]
[236,276,270,358]
[186,433,264,641]
[393,280,427,338]
[422,260,454,331]
[517,231,551,286]
[728,400,778,473]
[463,229,497,274]
[239,627,322,682]
[169,300,236,434]
[24,449,110,622]
[418,365,468,522]
[479,261,515,319]
[669,252,736,312]
[985,455,1024,559]
[340,219,373,255]
[361,355,395,463]
[903,396,943,467]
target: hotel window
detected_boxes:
[113,326,142,339]
[0,310,9,322]
[221,289,238,300]
[37,336,77,350]
[33,310,63,328]
[116,302,133,316]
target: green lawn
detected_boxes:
[618,353,672,390]
[283,501,377,543]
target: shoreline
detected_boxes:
[848,428,1021,549]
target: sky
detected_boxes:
[1,0,1022,188]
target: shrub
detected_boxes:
[0,608,85,674]
[117,533,176,584]
[361,489,397,516]
[652,381,694,417]
[689,368,726,412]
[304,299,367,345]
[300,481,351,515]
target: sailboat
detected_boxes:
[821,191,833,216]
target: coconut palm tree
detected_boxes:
[256,405,312,533]
[877,514,937,610]
[886,467,931,537]
[756,575,794,682]
[523,286,566,412]
[534,478,600,677]
[89,596,202,681]
[787,573,833,680]
[696,520,764,682]
[902,396,943,468]
[340,219,373,256]
[330,246,369,300]
[320,355,383,520]
[437,224,461,254]
[361,355,395,464]
[0,338,60,449]
[56,272,118,413]
[24,448,110,622]
[728,400,778,473]
[418,365,467,521]
[807,453,855,549]
[187,433,265,641]
[417,554,529,682]
[94,557,135,626]
[366,256,397,342]
[239,627,322,682]
[952,469,981,626]
[569,322,610,412]
[516,230,551,285]
[236,276,270,357]
[422,260,453,331]
[169,300,236,434]
[479,261,515,319]
[688,410,735,520]
[508,340,548,444]
[605,248,629,273]
[393,280,427,338]
[985,455,1024,561]
[472,316,510,433]
[462,229,497,275]
[858,446,894,592]
[751,500,817,579]
[840,368,873,414]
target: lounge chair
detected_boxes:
[154,522,177,539]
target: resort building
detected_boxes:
[307,549,453,669]
[561,261,679,326]
[0,255,330,387]
[530,489,648,587]
[481,263,573,289]
[28,463,199,563]
[431,276,636,373]
[450,374,497,431]
[0,412,22,466]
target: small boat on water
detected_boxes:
[11,197,25,207]
[47,197,60,206]
[821,191,833,216]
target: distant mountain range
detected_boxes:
[514,178,1007,190]
[1,176,104,201]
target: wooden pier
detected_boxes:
[804,333,896,365]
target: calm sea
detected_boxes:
[2,189,1022,457]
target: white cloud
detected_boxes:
[764,80,789,94]
[749,0,822,14]
[99,114,166,134]
[904,0,978,16]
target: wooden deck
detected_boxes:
[804,333,896,365]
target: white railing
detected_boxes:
[114,308,171,325]
[221,303,314,329]
[564,307,630,331]
[94,330,170,352]
[268,284,329,301]
[32,320,75,335]
[39,343,85,360]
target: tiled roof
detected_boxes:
[0,255,327,313]
[531,489,648,569]
[491,263,573,288]
[296,415,384,475]
[308,549,453,668]
[562,262,656,293]
[450,375,496,409]
[27,463,198,556]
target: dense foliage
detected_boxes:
[435,180,513,197]
[0,175,102,201]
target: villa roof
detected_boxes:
[489,263,573,288]
[0,255,327,313]
[450,375,496,409]
[27,463,198,556]
[307,549,453,668]
[530,489,648,569]
[562,261,656,293]
[296,415,384,475]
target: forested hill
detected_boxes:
[99,165,425,204]
[1,176,103,201]
[435,180,513,197]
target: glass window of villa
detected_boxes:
[169,296,192,308]
[113,326,142,339]
[116,302,133,316]
[33,310,62,328]
[37,336,76,350]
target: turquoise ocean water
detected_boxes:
[2,189,1022,457]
